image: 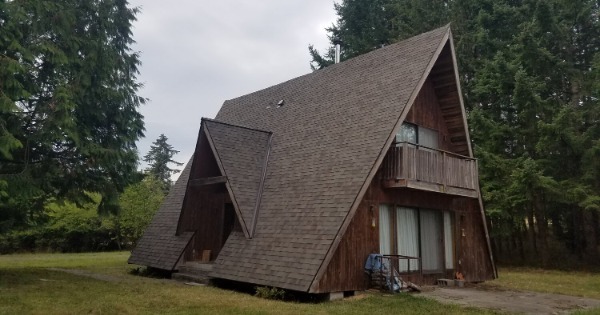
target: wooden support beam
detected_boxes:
[189,176,227,186]
[432,65,454,75]
[433,80,457,89]
[382,179,478,199]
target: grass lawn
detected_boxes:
[489,267,600,300]
[0,251,496,315]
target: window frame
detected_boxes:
[395,122,440,150]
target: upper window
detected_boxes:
[397,123,417,143]
[396,123,439,149]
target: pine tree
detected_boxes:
[143,134,183,191]
[0,0,146,221]
[311,0,600,266]
[309,0,450,69]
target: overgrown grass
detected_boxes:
[0,251,129,269]
[489,267,600,300]
[0,251,496,315]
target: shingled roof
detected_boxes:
[128,159,194,270]
[203,119,272,236]
[131,25,461,292]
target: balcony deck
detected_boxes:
[381,142,479,198]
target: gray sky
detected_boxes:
[128,1,337,177]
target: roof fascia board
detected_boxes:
[476,163,498,278]
[448,30,474,157]
[174,127,205,236]
[308,26,452,293]
[249,133,273,238]
[203,123,252,239]
[168,231,196,270]
[448,30,496,278]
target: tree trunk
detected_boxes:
[583,210,598,263]
[534,192,548,267]
[518,228,525,262]
[528,209,537,261]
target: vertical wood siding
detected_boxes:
[178,130,230,262]
[315,177,493,292]
[404,78,454,151]
[314,187,379,293]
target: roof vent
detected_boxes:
[276,99,285,108]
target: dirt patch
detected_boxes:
[47,268,123,282]
[421,286,600,314]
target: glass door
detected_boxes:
[419,209,443,273]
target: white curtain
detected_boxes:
[444,211,454,269]
[420,209,442,272]
[418,126,439,149]
[379,205,392,255]
[396,207,419,272]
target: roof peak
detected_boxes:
[222,25,451,106]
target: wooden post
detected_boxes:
[442,151,447,192]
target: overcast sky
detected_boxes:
[128,1,337,177]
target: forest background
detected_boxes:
[308,0,600,268]
[1,0,599,269]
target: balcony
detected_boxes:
[381,142,479,198]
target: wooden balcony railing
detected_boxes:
[381,142,479,198]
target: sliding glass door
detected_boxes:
[396,207,419,272]
[420,209,442,273]
[379,205,454,274]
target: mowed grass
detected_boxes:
[0,252,496,315]
[489,267,600,300]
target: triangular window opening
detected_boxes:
[177,128,244,263]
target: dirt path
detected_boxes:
[47,268,123,282]
[421,286,600,314]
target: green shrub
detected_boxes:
[118,176,164,246]
[255,286,286,300]
[0,177,164,254]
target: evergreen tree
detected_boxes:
[309,0,450,69]
[311,0,600,266]
[143,134,182,191]
[0,0,146,225]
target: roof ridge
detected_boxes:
[221,24,451,108]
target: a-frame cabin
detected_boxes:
[129,25,497,297]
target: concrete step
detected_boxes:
[177,262,213,276]
[173,262,214,285]
[172,272,211,285]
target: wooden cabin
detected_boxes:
[129,25,496,298]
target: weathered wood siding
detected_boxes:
[315,177,495,292]
[404,78,455,152]
[314,187,379,293]
[376,181,493,284]
[453,198,494,282]
[314,76,493,291]
[178,131,230,262]
[377,180,455,209]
